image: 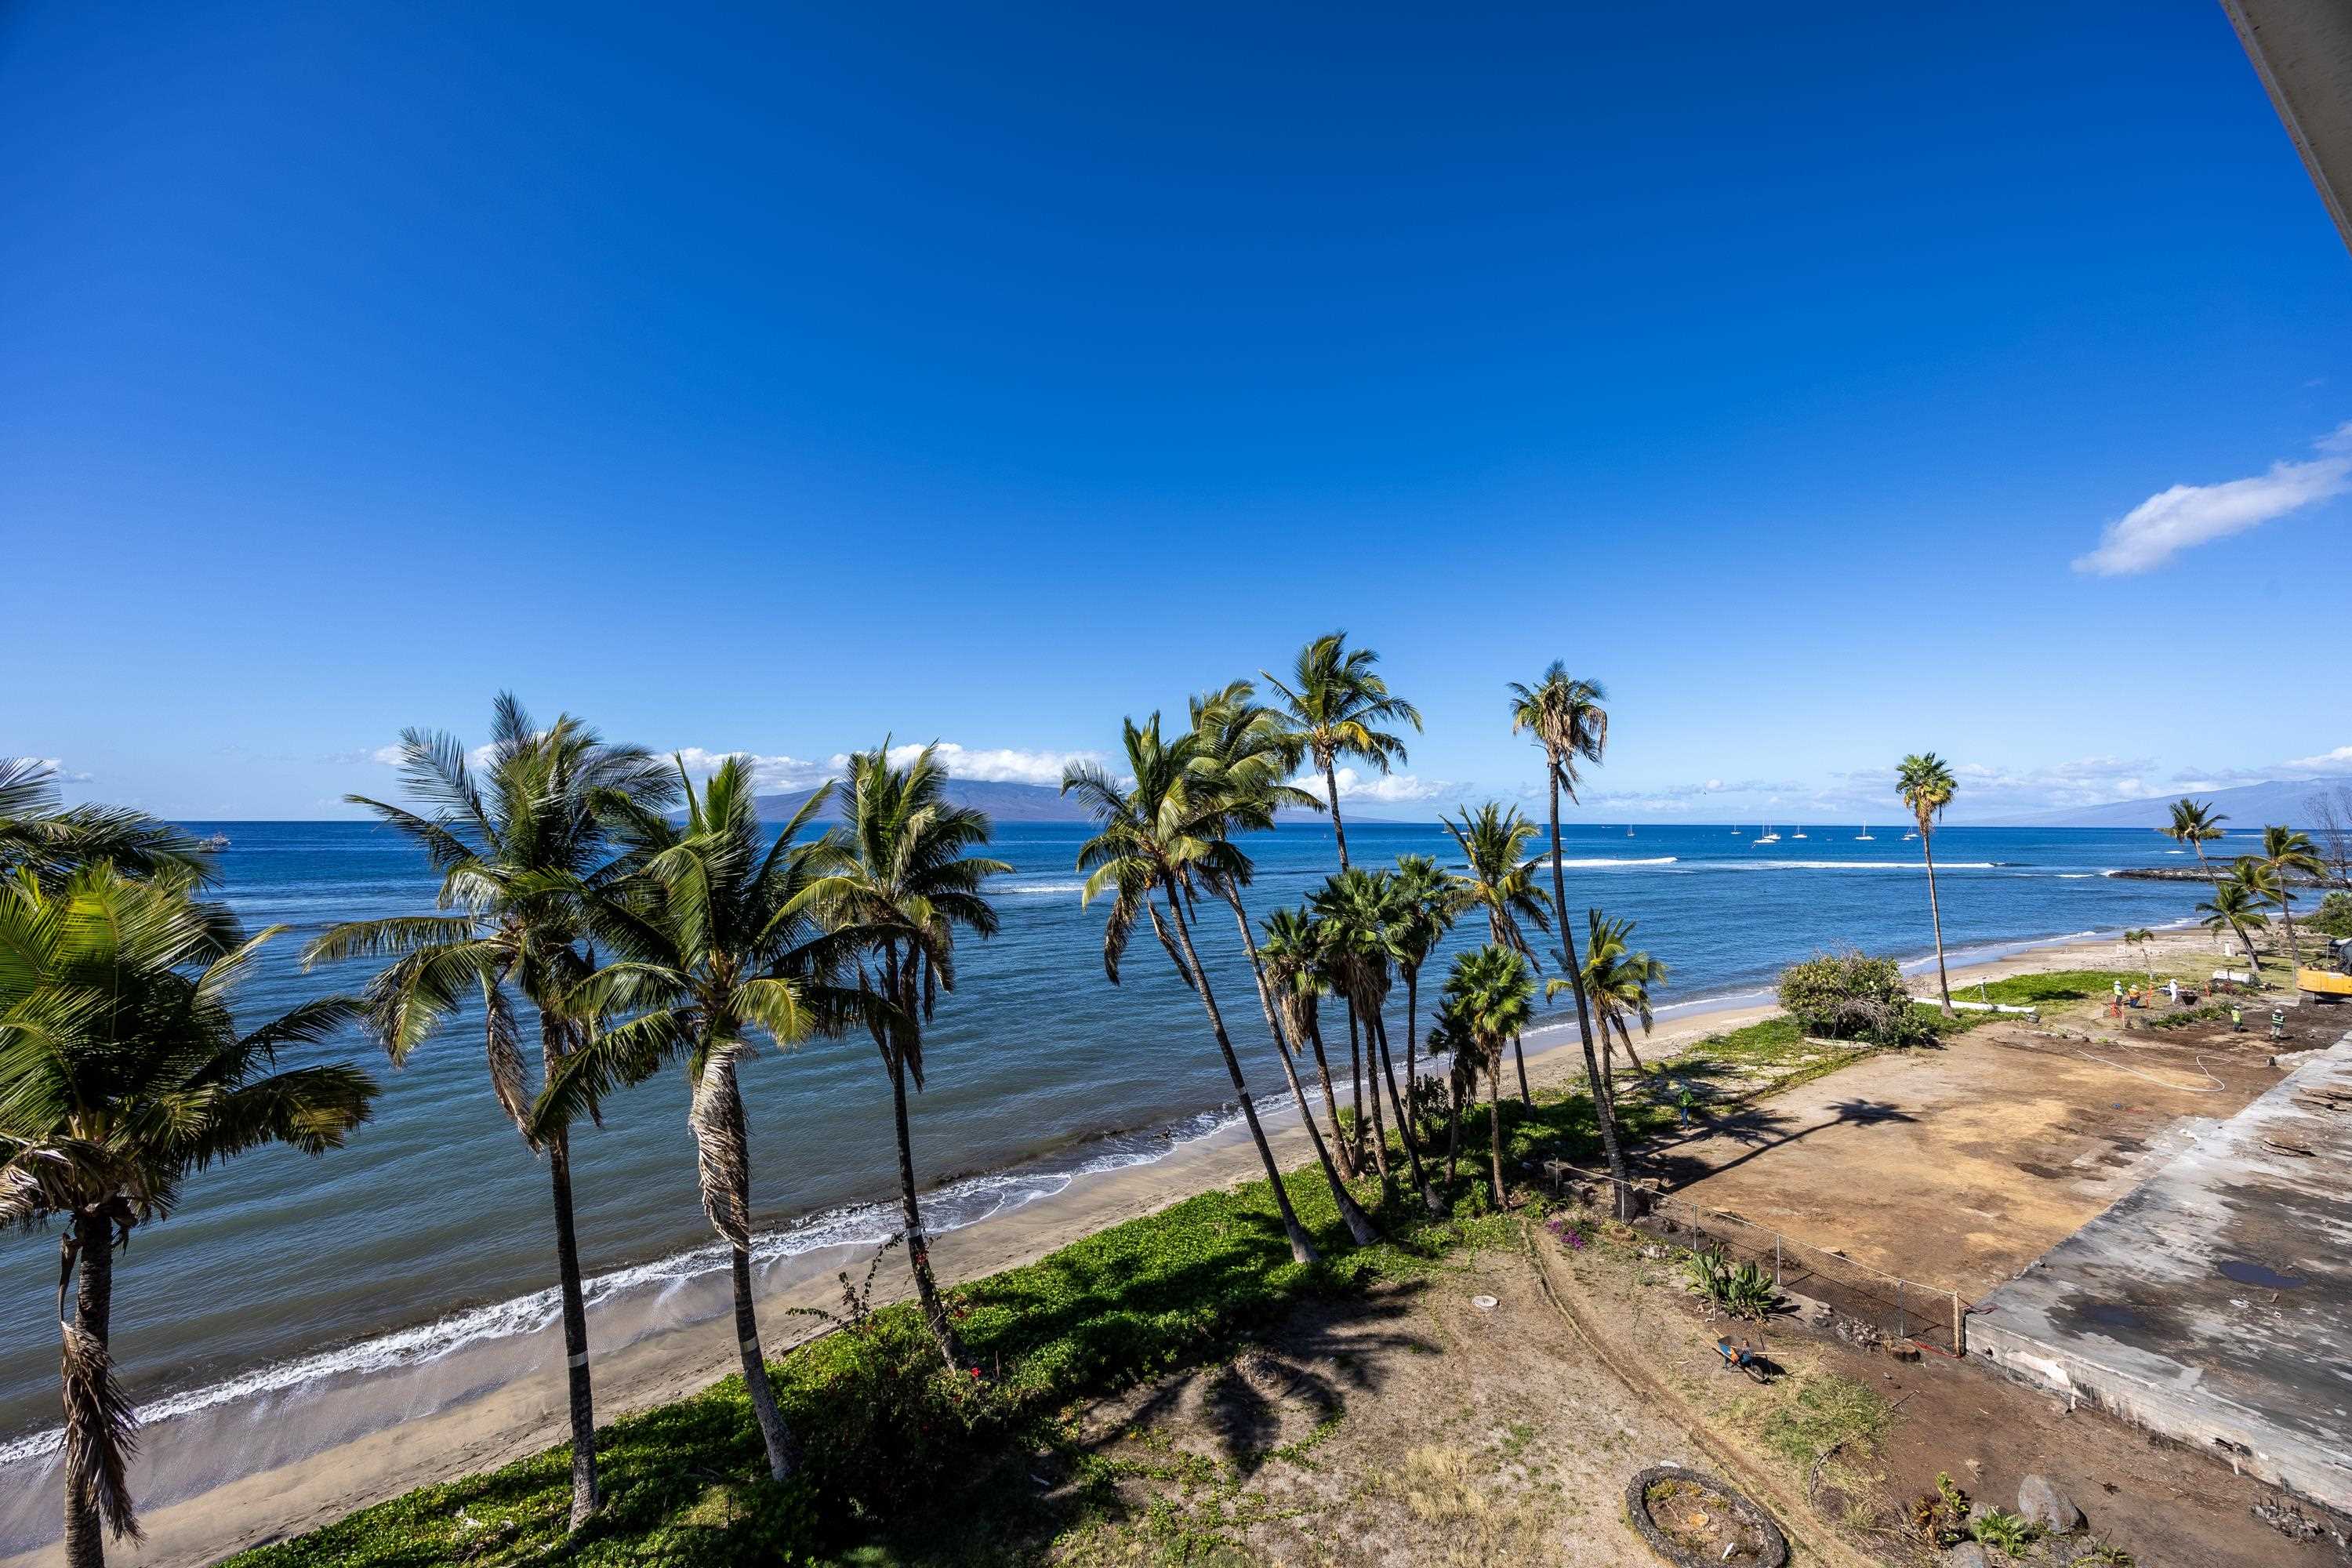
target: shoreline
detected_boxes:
[0,917,2243,1567]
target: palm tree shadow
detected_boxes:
[1645,1098,1918,1189]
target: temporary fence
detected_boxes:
[1537,1158,1969,1356]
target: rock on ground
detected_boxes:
[2019,1472,2083,1533]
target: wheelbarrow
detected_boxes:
[1715,1336,1773,1384]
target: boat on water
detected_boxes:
[1791,827,1808,840]
[1754,823,1781,844]
[1625,825,1635,837]
[1902,829,1917,840]
[1855,823,1875,840]
[198,833,230,851]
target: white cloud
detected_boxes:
[32,757,93,784]
[2279,745,2352,775]
[1305,767,1454,804]
[2074,423,2352,575]
[670,747,831,792]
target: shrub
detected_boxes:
[1776,952,1929,1045]
[1909,1472,1969,1546]
[1969,1506,2040,1558]
[1681,1243,1778,1319]
[2312,891,2352,939]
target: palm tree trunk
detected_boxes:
[1163,892,1319,1264]
[1371,1011,1440,1213]
[1348,1000,1387,1181]
[60,1215,117,1568]
[2280,891,2301,970]
[1615,1016,1651,1078]
[1547,768,1628,1215]
[1403,968,1423,1138]
[717,1069,797,1479]
[1921,825,1952,1013]
[2233,917,2265,977]
[1323,758,1351,870]
[1511,1033,1532,1105]
[890,1048,971,1370]
[1443,1065,1465,1193]
[1358,1000,1393,1185]
[1220,887,1377,1244]
[545,1135,601,1528]
[1303,1015,1356,1178]
[1486,1055,1508,1208]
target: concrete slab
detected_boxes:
[1972,1027,2352,1510]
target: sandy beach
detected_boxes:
[0,921,2259,1568]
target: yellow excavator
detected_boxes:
[2301,937,2352,1002]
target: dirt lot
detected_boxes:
[1029,1227,2336,1568]
[1044,1245,1700,1567]
[1537,1231,2342,1568]
[1645,1007,2314,1301]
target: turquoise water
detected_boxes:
[0,818,2212,1475]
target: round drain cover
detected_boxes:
[1471,1294,1500,1311]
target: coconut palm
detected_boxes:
[2161,797,2227,877]
[1186,685,1378,1244]
[2198,875,2268,976]
[2255,825,2326,967]
[0,758,213,889]
[1258,906,1356,1178]
[1559,910,1668,1093]
[808,744,1008,1370]
[1311,867,1439,1212]
[1895,753,1959,1015]
[1507,664,1627,1212]
[532,758,851,1477]
[1389,852,1457,1138]
[2,866,377,1567]
[2122,928,2158,989]
[303,696,674,1527]
[1441,801,1553,1104]
[1430,944,1534,1207]
[1062,716,1319,1264]
[1261,632,1421,871]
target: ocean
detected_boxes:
[0,818,2218,1515]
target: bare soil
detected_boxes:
[1044,1246,1694,1566]
[1647,1005,2310,1300]
[1540,1232,2340,1568]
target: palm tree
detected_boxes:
[303,696,674,1527]
[2161,797,2227,877]
[0,758,213,888]
[1565,909,1668,1093]
[1389,852,1457,1138]
[2,866,377,1568]
[1507,665,1627,1213]
[1185,685,1378,1245]
[1311,867,1439,1213]
[533,758,848,1478]
[1063,716,1320,1264]
[1441,802,1553,1104]
[1895,753,1959,1014]
[1430,944,1534,1207]
[2256,825,2326,967]
[2199,874,2268,977]
[2122,928,2158,989]
[1261,632,1421,871]
[1258,906,1356,1179]
[810,744,1009,1371]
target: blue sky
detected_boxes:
[3,2,2347,822]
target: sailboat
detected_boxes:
[1791,826,1809,840]
[1625,825,1635,837]
[1754,823,1781,844]
[1902,829,1917,840]
[1854,823,1875,841]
